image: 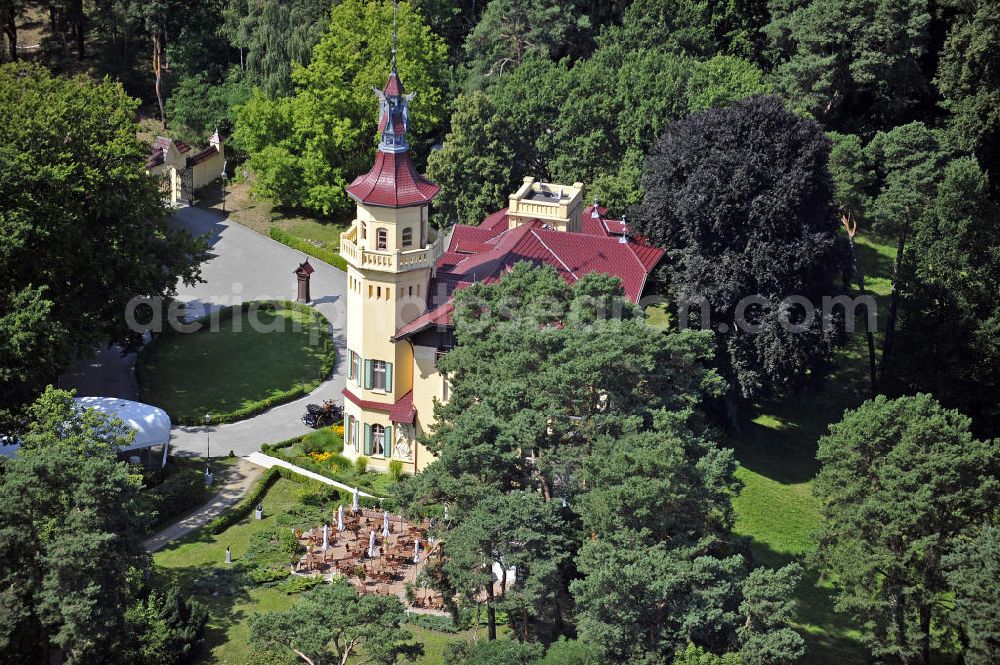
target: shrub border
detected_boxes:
[136,300,336,426]
[269,227,348,271]
[206,464,393,535]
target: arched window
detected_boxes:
[402,227,413,247]
[372,424,385,455]
[377,228,388,250]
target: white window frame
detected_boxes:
[372,360,387,391]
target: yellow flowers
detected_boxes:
[332,424,345,437]
[308,451,333,463]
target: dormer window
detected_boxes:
[377,228,388,250]
[402,227,413,248]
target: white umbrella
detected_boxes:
[337,505,344,532]
[382,511,390,538]
[368,530,377,558]
[352,487,359,513]
[413,538,421,563]
[322,524,329,551]
[444,504,449,521]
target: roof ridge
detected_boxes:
[531,230,579,280]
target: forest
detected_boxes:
[0,1,998,664]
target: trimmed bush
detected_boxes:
[137,464,211,534]
[354,456,368,475]
[207,467,281,534]
[277,575,325,594]
[389,460,404,483]
[404,613,459,633]
[269,227,347,271]
[137,300,336,426]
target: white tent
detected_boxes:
[0,398,172,467]
[74,397,172,467]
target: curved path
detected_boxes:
[168,206,348,457]
[62,205,348,458]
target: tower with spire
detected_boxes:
[339,62,442,473]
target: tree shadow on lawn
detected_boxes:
[152,563,256,658]
[747,540,869,665]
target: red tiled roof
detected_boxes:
[146,137,195,168]
[392,301,455,341]
[393,216,665,340]
[580,204,629,237]
[383,69,404,97]
[388,391,416,424]
[342,388,391,412]
[346,150,440,208]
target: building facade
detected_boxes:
[339,66,664,474]
[146,131,225,206]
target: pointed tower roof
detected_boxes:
[346,64,439,208]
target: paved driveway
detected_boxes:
[168,207,347,457]
[62,205,348,458]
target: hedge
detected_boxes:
[206,464,366,534]
[269,227,348,271]
[207,466,282,534]
[137,465,212,534]
[137,300,337,426]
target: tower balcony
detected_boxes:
[340,227,443,273]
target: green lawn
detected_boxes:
[154,476,477,664]
[729,227,895,664]
[138,303,335,423]
[196,179,351,270]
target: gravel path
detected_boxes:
[143,458,264,553]
[61,205,349,458]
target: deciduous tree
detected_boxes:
[426,91,519,225]
[633,95,849,404]
[235,0,448,216]
[0,63,204,428]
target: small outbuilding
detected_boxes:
[294,259,315,303]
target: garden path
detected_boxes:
[62,204,349,458]
[245,452,377,497]
[143,458,263,553]
[167,206,348,457]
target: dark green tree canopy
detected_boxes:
[0,62,204,428]
[249,578,420,665]
[943,524,1000,665]
[633,95,849,400]
[814,394,1000,664]
[0,388,146,663]
[766,0,931,132]
[222,0,329,97]
[935,0,1000,180]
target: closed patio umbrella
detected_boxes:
[337,505,344,532]
[352,487,359,513]
[322,524,329,551]
[368,530,377,558]
[413,538,421,563]
[382,511,390,538]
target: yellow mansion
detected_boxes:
[339,65,664,473]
